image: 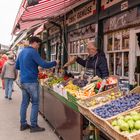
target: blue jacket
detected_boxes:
[16,46,56,83]
[76,51,109,78]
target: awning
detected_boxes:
[33,24,44,35]
[10,30,28,49]
[12,0,89,35]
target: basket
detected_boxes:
[105,107,140,140]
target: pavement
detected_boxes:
[0,81,59,140]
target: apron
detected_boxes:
[84,56,98,79]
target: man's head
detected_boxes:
[87,40,97,56]
[29,36,42,49]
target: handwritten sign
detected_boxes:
[118,78,130,94]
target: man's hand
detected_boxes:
[63,56,77,68]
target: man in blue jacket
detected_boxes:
[64,40,109,79]
[16,36,58,133]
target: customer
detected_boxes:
[1,54,17,100]
[64,39,109,78]
[0,54,8,89]
[16,36,58,133]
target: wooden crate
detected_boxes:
[82,86,140,140]
[106,107,140,140]
[77,87,119,111]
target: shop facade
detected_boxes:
[66,0,97,73]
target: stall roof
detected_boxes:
[12,0,88,35]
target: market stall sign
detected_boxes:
[101,0,123,10]
[67,1,96,26]
[118,78,130,94]
[103,7,139,33]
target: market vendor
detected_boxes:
[63,40,109,79]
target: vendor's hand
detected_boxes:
[69,56,77,64]
[63,63,69,68]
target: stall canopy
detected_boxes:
[12,0,88,35]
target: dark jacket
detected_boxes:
[76,51,109,78]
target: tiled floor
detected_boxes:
[0,82,59,140]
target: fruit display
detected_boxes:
[111,110,140,134]
[46,76,64,87]
[92,93,140,119]
[38,72,48,79]
[72,78,88,88]
[64,81,79,95]
[79,91,122,108]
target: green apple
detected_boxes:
[112,120,118,126]
[132,114,140,121]
[124,115,132,122]
[120,122,129,131]
[134,120,140,130]
[127,120,134,130]
[114,125,120,131]
[130,111,138,116]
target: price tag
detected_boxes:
[118,78,130,94]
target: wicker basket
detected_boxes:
[105,107,140,140]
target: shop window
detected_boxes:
[114,32,121,50]
[106,30,129,78]
[107,34,113,51]
[122,30,129,50]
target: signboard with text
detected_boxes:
[66,1,96,26]
[118,78,130,94]
[101,0,123,10]
[103,7,139,32]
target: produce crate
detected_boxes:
[105,106,140,140]
[77,87,119,113]
[79,86,140,138]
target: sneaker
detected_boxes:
[8,97,12,100]
[5,96,8,99]
[30,125,45,133]
[20,124,31,131]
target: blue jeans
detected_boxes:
[20,83,40,127]
[4,78,14,98]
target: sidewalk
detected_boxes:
[0,82,59,140]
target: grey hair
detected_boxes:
[87,39,97,48]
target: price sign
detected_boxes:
[118,78,130,94]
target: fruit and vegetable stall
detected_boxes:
[38,70,140,140]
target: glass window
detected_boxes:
[122,31,129,50]
[109,53,114,75]
[124,52,129,77]
[107,34,113,51]
[114,33,121,50]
